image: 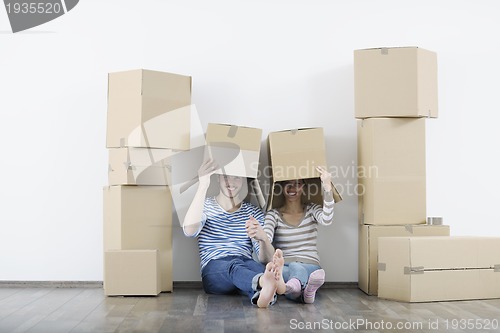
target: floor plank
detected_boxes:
[0,286,499,333]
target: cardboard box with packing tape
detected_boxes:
[354,46,438,119]
[358,224,450,296]
[106,69,192,149]
[103,185,173,293]
[378,236,500,302]
[202,123,265,209]
[357,118,426,225]
[267,128,342,210]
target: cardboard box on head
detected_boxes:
[203,123,265,209]
[267,128,342,210]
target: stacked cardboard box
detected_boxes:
[103,69,192,296]
[354,47,450,295]
[267,128,342,210]
[378,236,500,302]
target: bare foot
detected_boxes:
[273,249,286,295]
[257,263,277,308]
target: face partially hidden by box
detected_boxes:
[269,177,325,209]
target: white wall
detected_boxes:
[1,0,499,282]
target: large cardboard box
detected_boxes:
[378,236,500,302]
[354,47,438,118]
[357,118,426,225]
[103,185,173,292]
[205,123,262,179]
[267,128,342,210]
[358,224,450,295]
[107,69,192,149]
[104,250,161,296]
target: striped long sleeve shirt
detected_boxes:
[189,197,265,270]
[263,191,335,265]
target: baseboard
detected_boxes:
[0,281,358,289]
[0,281,104,288]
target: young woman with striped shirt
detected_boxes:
[264,166,336,303]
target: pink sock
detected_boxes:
[285,278,301,299]
[303,269,325,304]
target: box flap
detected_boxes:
[206,123,262,152]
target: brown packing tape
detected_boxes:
[227,125,238,138]
[404,266,424,275]
[378,263,386,271]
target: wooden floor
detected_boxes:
[1,285,500,333]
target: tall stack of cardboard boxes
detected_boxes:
[103,69,192,296]
[354,47,450,296]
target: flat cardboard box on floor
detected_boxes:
[103,185,173,292]
[104,250,161,296]
[107,69,192,149]
[205,123,262,179]
[354,46,438,118]
[267,128,342,209]
[357,118,426,225]
[358,224,450,296]
[378,236,500,302]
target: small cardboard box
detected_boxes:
[205,123,262,179]
[103,185,173,292]
[358,224,450,295]
[357,118,426,225]
[107,69,192,149]
[104,250,161,296]
[267,128,342,210]
[378,236,500,302]
[354,46,438,118]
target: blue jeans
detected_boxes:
[282,262,322,301]
[201,256,267,304]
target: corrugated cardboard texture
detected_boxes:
[107,69,192,149]
[104,250,161,296]
[378,236,500,302]
[354,47,438,118]
[357,118,426,225]
[103,185,173,292]
[358,224,450,295]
